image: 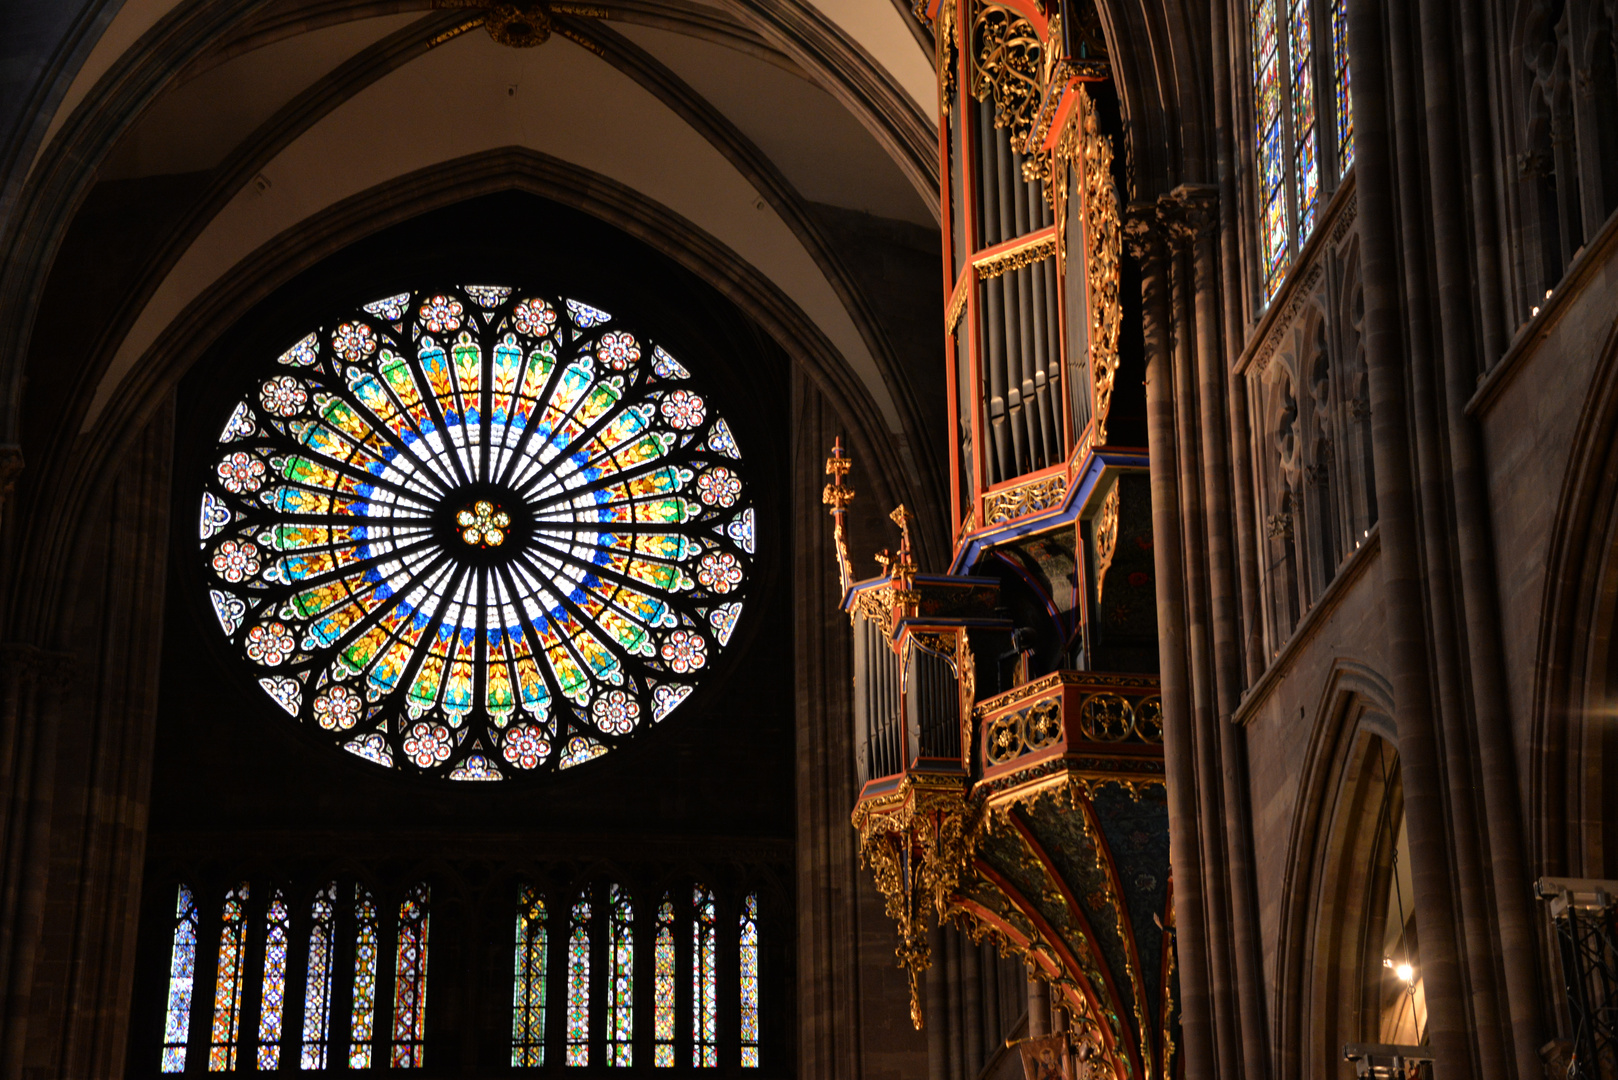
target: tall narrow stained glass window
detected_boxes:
[196,286,754,783]
[1290,0,1318,237]
[692,887,717,1068]
[739,894,760,1068]
[391,885,431,1067]
[1333,0,1352,171]
[512,886,548,1067]
[209,884,250,1071]
[1250,0,1351,300]
[301,884,338,1069]
[257,891,292,1069]
[566,895,592,1067]
[160,885,199,1073]
[1252,0,1287,297]
[653,899,676,1067]
[607,886,634,1066]
[349,886,380,1069]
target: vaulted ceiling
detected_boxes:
[0,0,958,624]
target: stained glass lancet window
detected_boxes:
[197,286,754,782]
[209,884,250,1071]
[654,899,676,1067]
[257,890,291,1069]
[1290,0,1318,238]
[391,885,431,1067]
[512,886,547,1066]
[739,894,759,1068]
[1333,0,1352,172]
[1252,0,1287,298]
[566,894,592,1066]
[349,886,380,1068]
[301,884,338,1069]
[607,886,634,1066]
[161,885,199,1073]
[692,887,717,1068]
[1251,0,1351,300]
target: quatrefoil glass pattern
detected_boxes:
[197,285,754,780]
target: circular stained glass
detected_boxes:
[197,285,754,780]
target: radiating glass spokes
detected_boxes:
[199,286,753,780]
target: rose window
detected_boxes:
[196,285,754,780]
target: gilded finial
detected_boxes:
[822,438,856,595]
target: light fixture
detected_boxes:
[1395,962,1414,983]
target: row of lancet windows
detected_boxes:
[158,883,760,1071]
[1251,0,1353,299]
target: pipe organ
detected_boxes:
[828,3,1179,1077]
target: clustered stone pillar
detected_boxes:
[0,644,72,1080]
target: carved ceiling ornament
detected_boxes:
[430,0,607,47]
[970,2,1044,143]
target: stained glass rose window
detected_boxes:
[197,285,754,780]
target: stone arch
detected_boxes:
[1273,660,1402,1078]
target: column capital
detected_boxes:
[1123,201,1169,265]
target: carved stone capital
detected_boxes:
[1167,183,1219,237]
[1122,201,1167,266]
[1266,512,1294,541]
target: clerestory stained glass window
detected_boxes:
[1249,0,1351,301]
[512,886,548,1067]
[654,900,676,1068]
[390,885,431,1067]
[257,890,291,1069]
[349,886,380,1068]
[301,884,338,1069]
[566,895,592,1066]
[161,886,199,1073]
[209,884,250,1071]
[197,286,754,782]
[739,894,759,1068]
[607,886,634,1066]
[692,886,717,1068]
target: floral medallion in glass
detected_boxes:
[197,285,754,780]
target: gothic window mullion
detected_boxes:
[371,885,400,1068]
[185,882,224,1075]
[279,884,312,1071]
[235,884,270,1071]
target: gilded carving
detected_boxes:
[982,472,1067,524]
[970,2,1043,143]
[1079,88,1123,444]
[852,774,975,1028]
[1093,480,1120,604]
[937,0,959,107]
[1078,692,1132,742]
[821,438,856,595]
[972,232,1058,279]
[946,276,970,333]
[431,0,607,47]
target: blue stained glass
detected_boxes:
[1252,0,1289,299]
[161,885,199,1073]
[301,884,337,1070]
[257,891,291,1069]
[1291,0,1319,240]
[739,894,760,1068]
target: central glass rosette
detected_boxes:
[198,286,754,780]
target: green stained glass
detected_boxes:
[512,886,547,1067]
[739,894,759,1067]
[199,286,754,782]
[209,884,250,1071]
[692,887,716,1068]
[607,886,634,1066]
[566,895,592,1066]
[256,891,291,1069]
[161,886,199,1073]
